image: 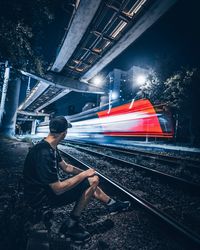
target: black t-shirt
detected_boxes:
[23,139,62,205]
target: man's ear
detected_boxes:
[60,131,67,137]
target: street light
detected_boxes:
[136,74,147,85]
[111,91,118,100]
[92,75,104,86]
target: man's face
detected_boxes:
[60,129,67,140]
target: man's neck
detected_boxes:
[44,135,59,150]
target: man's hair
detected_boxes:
[49,116,72,133]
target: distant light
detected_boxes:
[111,92,118,100]
[92,76,103,86]
[136,75,146,85]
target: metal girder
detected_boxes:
[81,0,177,82]
[51,0,102,72]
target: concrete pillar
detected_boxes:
[0,62,10,125]
[44,116,49,122]
[31,120,37,135]
[100,95,109,106]
[1,78,21,137]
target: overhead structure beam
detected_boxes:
[17,110,49,117]
[51,0,102,72]
[46,72,106,94]
[18,81,49,110]
[81,0,177,82]
[20,70,105,94]
[34,88,71,112]
[17,118,35,121]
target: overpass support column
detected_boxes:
[44,116,49,122]
[0,61,10,125]
[31,120,37,135]
[1,78,21,137]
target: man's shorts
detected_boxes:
[46,179,91,207]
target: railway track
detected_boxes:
[59,143,200,232]
[61,141,200,193]
[58,145,200,248]
[63,140,200,173]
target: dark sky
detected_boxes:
[103,0,200,77]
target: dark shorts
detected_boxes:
[46,179,91,207]
[24,179,91,209]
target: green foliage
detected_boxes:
[163,68,199,113]
[0,0,58,74]
[164,68,200,144]
[136,68,164,104]
[136,67,200,144]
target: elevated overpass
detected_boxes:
[18,0,177,116]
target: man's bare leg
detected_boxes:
[93,186,110,203]
[72,175,99,217]
[72,176,129,217]
[60,177,99,241]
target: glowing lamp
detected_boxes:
[111,92,118,100]
[136,75,146,85]
[92,76,103,86]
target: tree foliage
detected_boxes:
[136,68,164,103]
[136,67,200,144]
[0,0,67,75]
[163,68,200,144]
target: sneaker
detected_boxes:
[107,200,131,215]
[60,218,90,243]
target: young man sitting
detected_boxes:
[23,116,131,242]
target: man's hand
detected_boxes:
[50,168,97,195]
[82,168,96,178]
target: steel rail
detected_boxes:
[63,140,200,171]
[62,143,200,193]
[58,146,200,247]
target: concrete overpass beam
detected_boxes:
[81,0,177,82]
[20,71,106,94]
[51,0,102,72]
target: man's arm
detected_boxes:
[59,160,84,175]
[49,168,96,195]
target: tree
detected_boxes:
[136,67,200,145]
[163,67,200,145]
[0,0,57,75]
[0,0,73,136]
[136,68,163,103]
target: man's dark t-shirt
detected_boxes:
[23,139,62,207]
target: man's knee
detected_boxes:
[88,175,99,187]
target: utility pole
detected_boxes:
[0,61,10,126]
